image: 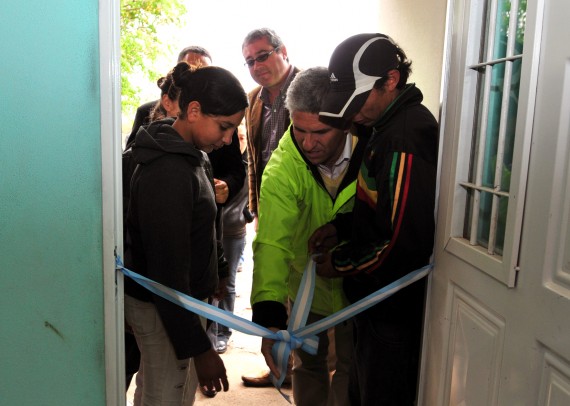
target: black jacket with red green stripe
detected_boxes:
[330,84,438,320]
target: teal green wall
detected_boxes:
[0,1,106,405]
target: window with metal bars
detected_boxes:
[460,0,526,256]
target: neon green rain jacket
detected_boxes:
[251,125,367,329]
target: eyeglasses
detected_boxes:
[244,47,280,68]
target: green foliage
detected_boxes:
[120,0,186,115]
[516,0,527,45]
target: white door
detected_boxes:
[421,0,570,404]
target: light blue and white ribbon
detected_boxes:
[116,256,431,402]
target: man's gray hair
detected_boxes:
[242,28,284,50]
[285,67,329,114]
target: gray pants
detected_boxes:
[125,295,201,406]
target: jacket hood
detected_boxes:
[132,118,203,166]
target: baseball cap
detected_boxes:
[320,33,400,123]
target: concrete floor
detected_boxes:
[127,223,294,405]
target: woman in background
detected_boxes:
[148,71,180,122]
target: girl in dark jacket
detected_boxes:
[124,63,248,405]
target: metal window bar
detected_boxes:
[459,182,509,197]
[466,0,521,254]
[468,73,493,246]
[469,55,523,70]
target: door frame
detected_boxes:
[100,0,125,404]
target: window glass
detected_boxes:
[462,0,526,255]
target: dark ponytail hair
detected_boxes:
[171,62,248,118]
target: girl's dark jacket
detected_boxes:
[124,118,219,359]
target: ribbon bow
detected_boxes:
[116,256,431,402]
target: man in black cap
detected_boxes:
[309,33,439,405]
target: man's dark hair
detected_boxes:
[373,40,412,90]
[177,46,212,63]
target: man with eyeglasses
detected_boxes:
[242,27,301,229]
[240,27,299,389]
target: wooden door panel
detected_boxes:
[538,351,570,405]
[445,285,505,406]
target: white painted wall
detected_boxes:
[377,0,448,118]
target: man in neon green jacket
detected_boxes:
[250,67,368,406]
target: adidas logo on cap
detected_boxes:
[329,73,338,82]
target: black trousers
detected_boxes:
[348,282,425,406]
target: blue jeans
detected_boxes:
[209,235,246,341]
